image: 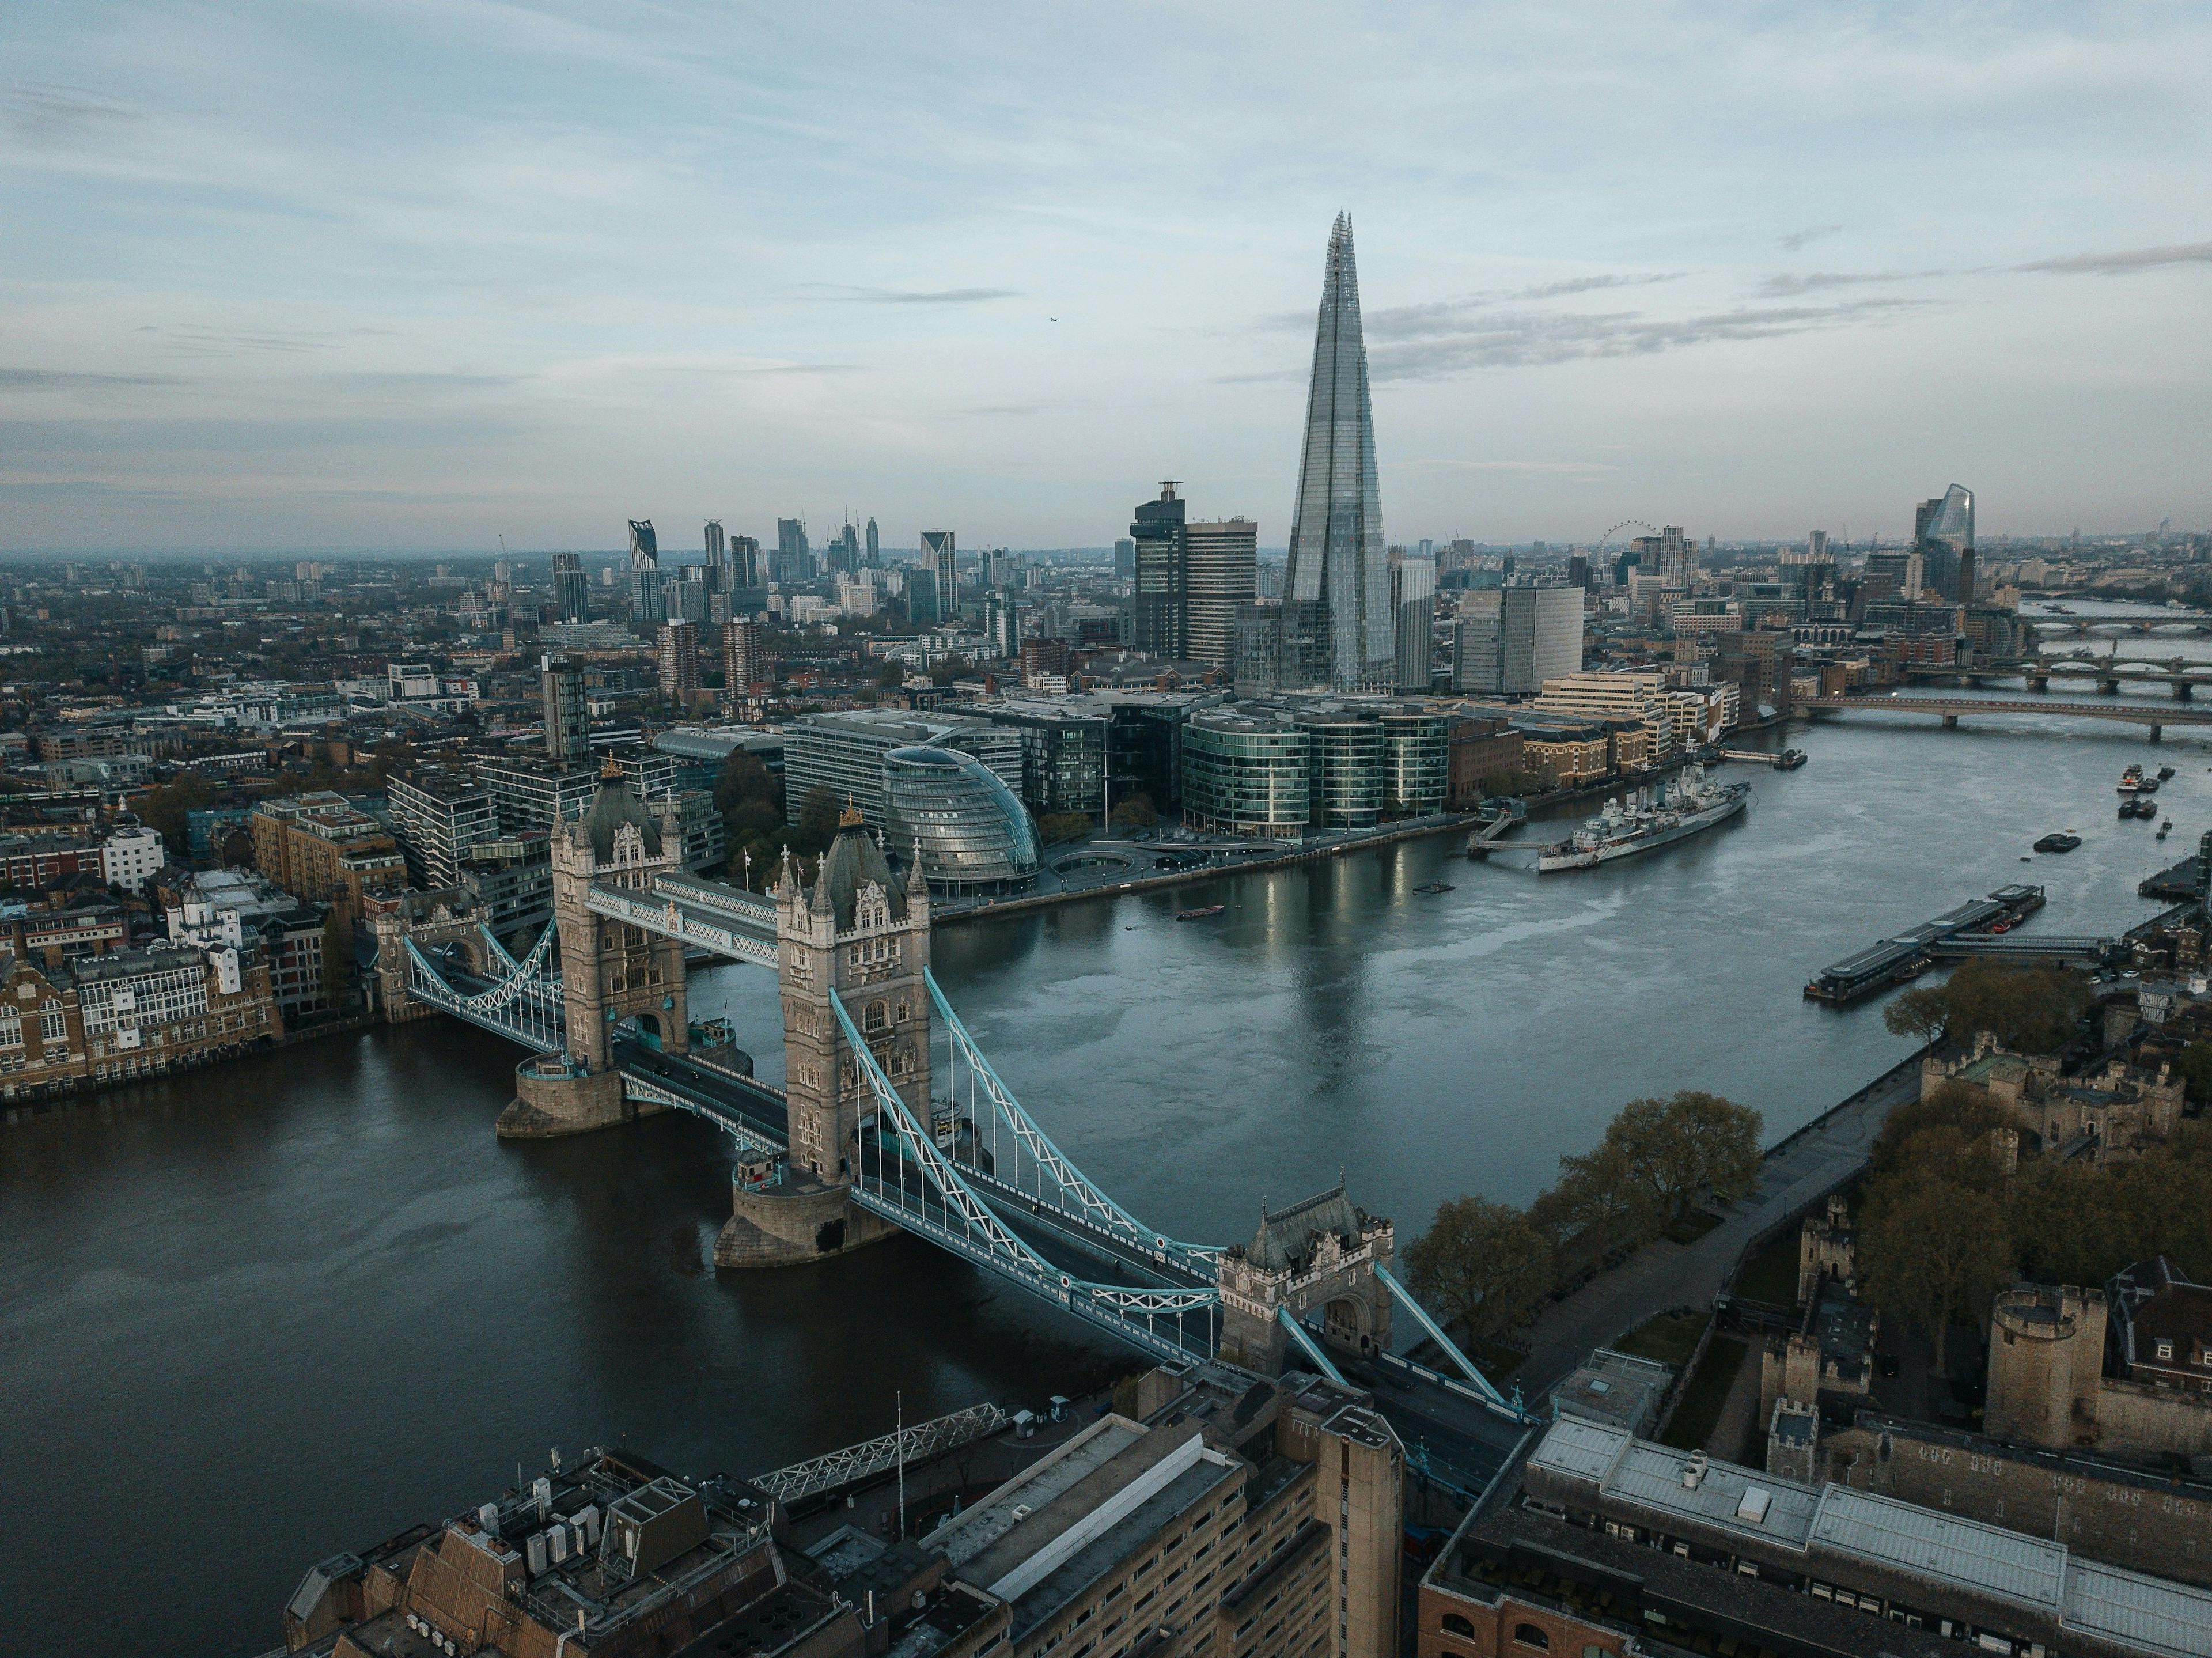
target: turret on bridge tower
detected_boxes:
[1217,1183,1395,1372]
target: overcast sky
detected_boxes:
[2,3,2207,555]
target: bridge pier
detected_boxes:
[1942,714,1959,729]
[2099,677,2120,696]
[2150,724,2164,743]
[2177,683,2194,702]
[2029,676,2048,693]
[715,1168,897,1266]
[497,1054,655,1138]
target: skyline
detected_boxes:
[3,5,2209,551]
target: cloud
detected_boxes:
[1512,273,1684,300]
[1364,297,1930,380]
[802,285,1021,306]
[1396,458,1618,475]
[953,403,1046,418]
[1757,269,1942,297]
[2013,241,2212,275]
[0,367,183,388]
[0,80,139,150]
[1777,224,1843,252]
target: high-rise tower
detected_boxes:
[1279,213,1390,691]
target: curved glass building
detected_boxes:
[1183,713,1310,836]
[1293,706,1385,827]
[882,745,1039,894]
[1378,707,1450,813]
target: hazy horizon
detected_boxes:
[5,5,2207,552]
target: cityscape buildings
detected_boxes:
[539,653,587,762]
[1184,514,1259,671]
[1279,214,1392,692]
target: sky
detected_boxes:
[2,3,2208,555]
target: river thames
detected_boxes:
[7,603,2210,1655]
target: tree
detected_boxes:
[1037,812,1092,846]
[1884,960,2090,1055]
[1402,1197,1554,1347]
[1883,985,1952,1044]
[793,785,842,854]
[1858,1175,2012,1376]
[135,775,214,856]
[1533,1138,1662,1251]
[1109,793,1158,831]
[321,909,356,1010]
[1601,1091,1764,1224]
[1865,1082,2014,1188]
[2178,1041,2212,1105]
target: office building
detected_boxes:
[1187,516,1259,671]
[1417,1415,2212,1658]
[541,653,588,762]
[881,745,1040,894]
[1131,482,1188,657]
[627,518,663,627]
[1453,585,1581,695]
[702,518,725,591]
[782,710,1023,832]
[1279,213,1392,691]
[906,565,941,627]
[1654,524,1697,584]
[100,823,165,896]
[387,769,498,889]
[656,619,700,699]
[1183,709,1311,836]
[774,517,810,585]
[864,516,879,566]
[1915,483,1975,600]
[475,756,597,835]
[550,551,589,623]
[985,589,1021,660]
[729,533,761,593]
[1388,551,1435,692]
[721,618,767,696]
[1113,535,1137,578]
[1863,547,1925,601]
[922,529,958,622]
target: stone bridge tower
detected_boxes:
[551,762,690,1072]
[716,813,933,1268]
[499,764,688,1139]
[1216,1183,1395,1374]
[775,809,934,1182]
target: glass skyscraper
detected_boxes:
[1279,213,1391,691]
[1915,483,1975,600]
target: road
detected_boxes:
[1512,1051,1927,1400]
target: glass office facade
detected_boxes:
[1181,713,1310,836]
[1294,708,1386,828]
[1379,708,1451,813]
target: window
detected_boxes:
[1512,1625,1551,1652]
[1441,1614,1476,1636]
[2157,1340,2176,1362]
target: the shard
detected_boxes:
[1278,213,1391,691]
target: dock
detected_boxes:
[1803,885,2077,1004]
[1464,812,1517,858]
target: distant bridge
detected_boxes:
[1903,658,2212,699]
[1800,693,2212,738]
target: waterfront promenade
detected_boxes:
[1513,1048,1928,1400]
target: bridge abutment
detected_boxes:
[496,1054,659,1138]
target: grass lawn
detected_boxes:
[1612,1309,1709,1371]
[1660,1335,1750,1451]
[1469,1341,1525,1380]
[1662,1208,1726,1246]
[1733,1227,1802,1307]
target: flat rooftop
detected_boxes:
[1527,1419,2212,1657]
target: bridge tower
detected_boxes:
[1215,1182,1395,1373]
[498,763,690,1137]
[715,811,932,1266]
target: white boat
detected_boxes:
[1537,765,1753,873]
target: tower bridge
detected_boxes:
[387,767,1528,1419]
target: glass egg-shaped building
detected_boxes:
[883,745,1040,895]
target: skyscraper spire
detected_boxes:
[1278,213,1391,691]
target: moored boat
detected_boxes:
[1536,764,1753,873]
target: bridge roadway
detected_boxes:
[1800,692,2212,730]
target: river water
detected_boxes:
[6,601,2209,1656]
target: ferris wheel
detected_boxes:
[1595,520,1661,549]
